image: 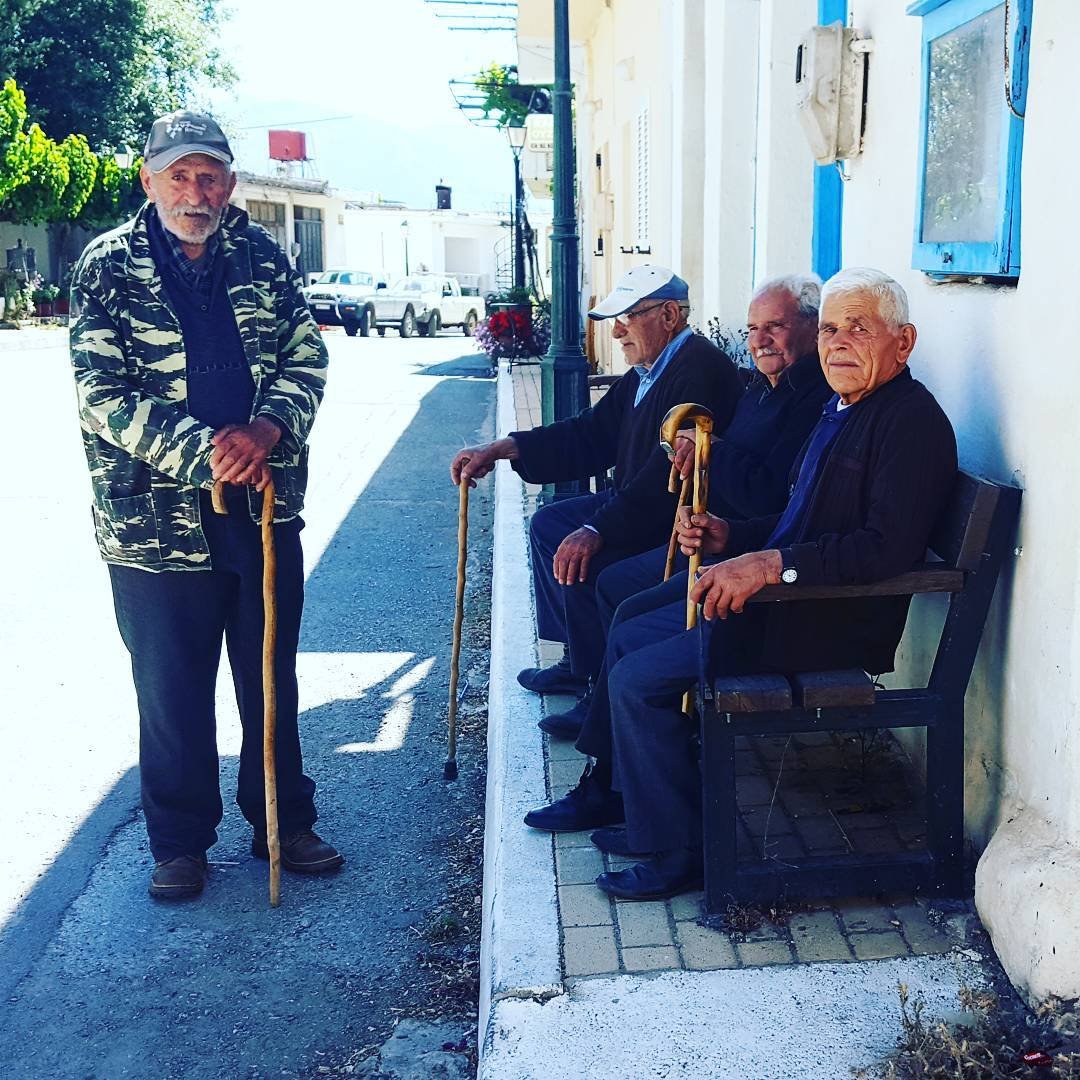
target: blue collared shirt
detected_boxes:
[633,325,693,407]
[765,395,856,549]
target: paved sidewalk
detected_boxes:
[478,362,998,1078]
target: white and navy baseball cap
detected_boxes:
[143,110,234,173]
[588,265,690,320]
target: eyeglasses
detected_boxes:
[615,300,672,326]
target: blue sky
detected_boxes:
[206,0,518,211]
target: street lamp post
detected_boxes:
[505,119,527,292]
[544,0,589,449]
[399,219,410,276]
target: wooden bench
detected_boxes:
[698,471,1021,910]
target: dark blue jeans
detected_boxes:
[579,567,766,852]
[529,491,648,682]
[109,490,316,861]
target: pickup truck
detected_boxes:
[302,269,384,337]
[372,274,483,338]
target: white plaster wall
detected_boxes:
[753,0,817,284]
[701,0,761,328]
[670,0,707,307]
[842,0,1080,1000]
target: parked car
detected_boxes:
[302,269,384,337]
[372,274,483,338]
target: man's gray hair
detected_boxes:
[751,274,822,319]
[820,268,910,329]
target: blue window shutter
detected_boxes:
[910,0,1032,279]
[812,0,847,281]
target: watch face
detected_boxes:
[782,567,798,584]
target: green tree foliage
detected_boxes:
[1,120,70,223]
[57,134,98,220]
[0,80,32,203]
[2,0,235,148]
[77,156,144,231]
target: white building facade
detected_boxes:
[518,0,1079,1004]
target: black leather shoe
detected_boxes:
[252,830,344,873]
[517,658,589,696]
[595,848,703,901]
[538,693,590,739]
[590,825,654,858]
[148,853,207,900]
[524,764,624,832]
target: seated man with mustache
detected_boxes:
[526,268,958,901]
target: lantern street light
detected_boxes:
[505,118,528,292]
[113,144,135,170]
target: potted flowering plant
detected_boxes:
[474,294,551,364]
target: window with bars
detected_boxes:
[634,107,650,250]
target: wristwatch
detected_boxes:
[780,555,798,585]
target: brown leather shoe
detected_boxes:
[251,829,344,874]
[148,854,207,900]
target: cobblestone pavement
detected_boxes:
[510,364,972,985]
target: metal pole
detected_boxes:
[513,152,526,291]
[543,0,589,446]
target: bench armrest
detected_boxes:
[748,563,964,603]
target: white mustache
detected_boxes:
[164,206,215,219]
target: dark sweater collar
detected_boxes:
[747,351,823,395]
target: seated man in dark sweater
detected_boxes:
[525,268,958,902]
[535,274,833,740]
[450,265,742,698]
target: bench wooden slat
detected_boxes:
[748,564,963,603]
[791,669,875,709]
[929,472,1001,571]
[712,674,792,713]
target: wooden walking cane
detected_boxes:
[211,478,281,907]
[683,412,713,713]
[445,476,469,781]
[658,404,711,581]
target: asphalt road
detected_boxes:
[0,327,496,1078]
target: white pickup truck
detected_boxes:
[302,269,385,337]
[372,274,483,338]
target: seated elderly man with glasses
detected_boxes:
[450,265,743,701]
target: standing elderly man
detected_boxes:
[451,265,742,699]
[530,269,958,900]
[70,110,342,900]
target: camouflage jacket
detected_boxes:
[70,202,328,571]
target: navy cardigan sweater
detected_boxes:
[510,333,743,547]
[725,369,958,676]
[610,352,833,548]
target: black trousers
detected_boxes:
[109,491,316,862]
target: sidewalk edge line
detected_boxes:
[478,365,565,1069]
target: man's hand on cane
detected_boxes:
[675,505,731,557]
[451,437,519,488]
[211,417,281,490]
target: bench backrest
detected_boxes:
[928,471,1007,571]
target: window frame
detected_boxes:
[908,0,1032,279]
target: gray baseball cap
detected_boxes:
[588,264,690,320]
[143,110,234,173]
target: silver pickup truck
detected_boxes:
[372,274,484,338]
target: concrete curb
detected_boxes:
[478,366,564,1070]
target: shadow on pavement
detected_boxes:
[0,373,495,1079]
